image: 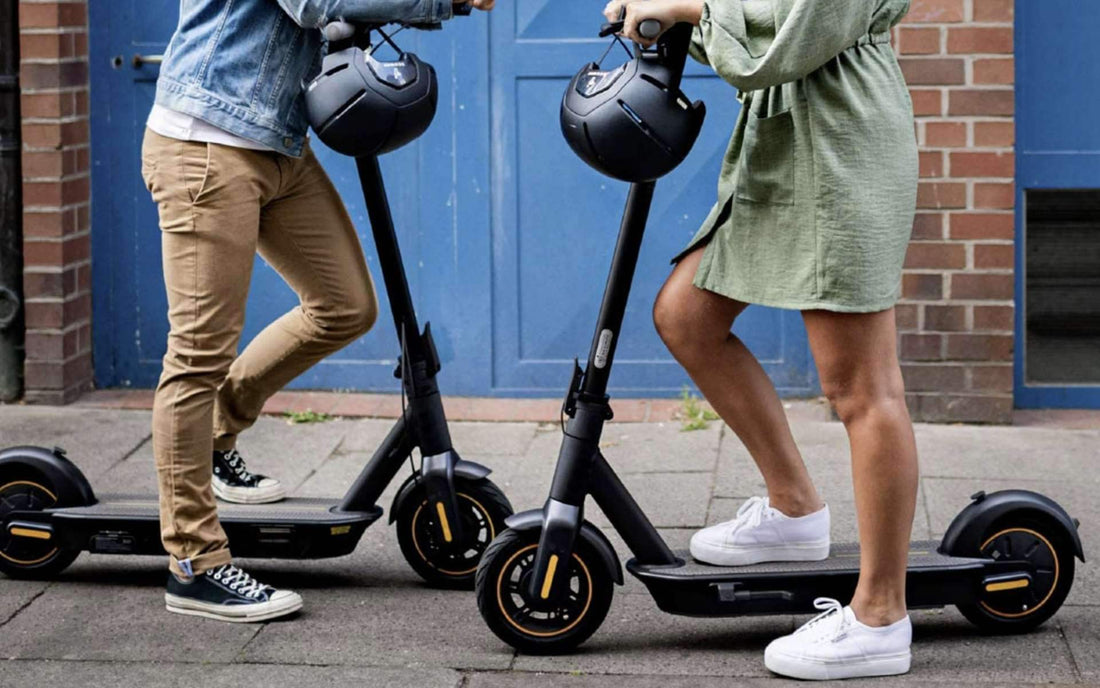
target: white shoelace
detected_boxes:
[224,449,256,483]
[795,597,849,643]
[209,564,269,599]
[730,495,772,533]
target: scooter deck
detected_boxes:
[627,541,990,616]
[40,495,383,559]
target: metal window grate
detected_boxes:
[1025,189,1100,384]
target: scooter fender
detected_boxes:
[387,458,492,524]
[0,445,96,506]
[504,507,624,585]
[940,489,1084,562]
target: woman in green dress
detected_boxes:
[605,0,919,680]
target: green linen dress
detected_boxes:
[680,0,918,312]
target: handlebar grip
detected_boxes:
[638,19,662,39]
[597,18,665,39]
[324,21,357,42]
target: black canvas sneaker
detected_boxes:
[212,448,285,504]
[165,564,302,622]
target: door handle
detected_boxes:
[131,54,164,68]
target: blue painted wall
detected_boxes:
[1014,0,1100,408]
[89,0,817,397]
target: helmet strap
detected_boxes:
[370,26,407,58]
[596,34,634,68]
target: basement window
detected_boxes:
[1025,190,1100,384]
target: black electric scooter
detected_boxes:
[475,20,1084,653]
[0,18,512,589]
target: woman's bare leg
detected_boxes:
[654,247,822,516]
[802,308,918,626]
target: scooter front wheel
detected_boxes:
[475,527,614,655]
[395,476,513,589]
[0,470,80,579]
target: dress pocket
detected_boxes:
[735,109,795,206]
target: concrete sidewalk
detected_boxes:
[0,403,1096,687]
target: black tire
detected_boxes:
[956,514,1076,634]
[0,469,80,579]
[395,476,513,589]
[475,527,614,655]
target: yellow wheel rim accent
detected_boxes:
[496,543,594,639]
[410,492,496,577]
[0,480,61,566]
[979,527,1059,619]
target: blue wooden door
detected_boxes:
[88,0,816,397]
[486,1,815,396]
[88,0,492,393]
[1015,1,1100,408]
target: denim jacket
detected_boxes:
[156,0,453,156]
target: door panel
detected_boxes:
[488,2,816,395]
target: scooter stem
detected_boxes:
[581,182,655,397]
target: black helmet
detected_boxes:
[305,33,437,157]
[560,45,705,183]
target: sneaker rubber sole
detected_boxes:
[690,538,830,566]
[165,591,303,623]
[765,646,911,680]
[212,479,286,505]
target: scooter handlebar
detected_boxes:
[323,3,472,40]
[598,18,663,39]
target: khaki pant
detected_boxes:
[140,129,378,576]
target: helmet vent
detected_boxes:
[323,62,350,77]
[638,73,668,93]
[617,100,675,156]
[318,89,366,132]
[618,100,644,126]
[582,121,602,161]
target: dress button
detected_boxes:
[283,137,294,148]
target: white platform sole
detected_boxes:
[213,479,286,505]
[689,539,830,567]
[765,647,911,680]
[165,591,303,623]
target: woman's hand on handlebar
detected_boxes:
[602,0,703,47]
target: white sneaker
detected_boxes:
[765,598,912,680]
[690,496,830,566]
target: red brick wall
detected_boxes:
[18,0,92,404]
[895,0,1015,422]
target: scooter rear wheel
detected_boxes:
[957,514,1076,633]
[0,470,80,579]
[475,527,614,655]
[395,476,513,589]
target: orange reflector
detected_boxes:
[10,527,51,541]
[986,579,1029,593]
[435,502,453,543]
[540,554,560,599]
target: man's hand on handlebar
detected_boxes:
[459,0,495,11]
[602,0,703,47]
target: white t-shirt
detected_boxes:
[146,104,274,151]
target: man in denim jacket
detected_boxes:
[141,0,491,623]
